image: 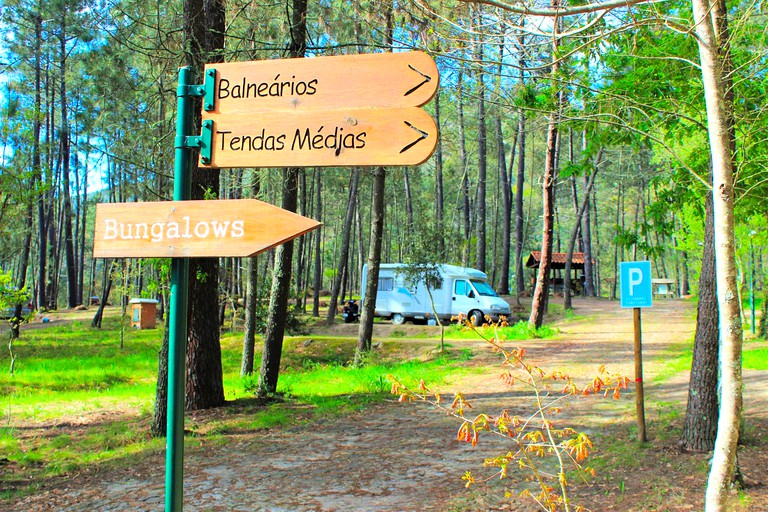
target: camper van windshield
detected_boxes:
[471,280,497,297]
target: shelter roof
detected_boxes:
[525,251,590,270]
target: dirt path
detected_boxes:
[6,298,767,511]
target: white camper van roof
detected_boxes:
[376,263,489,281]
[440,264,487,280]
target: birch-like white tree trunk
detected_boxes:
[690,0,744,508]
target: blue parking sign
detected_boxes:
[620,261,653,308]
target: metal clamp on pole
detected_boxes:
[203,68,217,112]
[177,84,205,98]
[184,120,214,164]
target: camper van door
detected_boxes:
[451,278,480,318]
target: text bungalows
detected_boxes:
[93,199,321,258]
[199,107,437,169]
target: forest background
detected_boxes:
[0,0,766,507]
[2,0,765,324]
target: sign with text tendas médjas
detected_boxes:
[196,51,440,168]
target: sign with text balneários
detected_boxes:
[203,51,438,114]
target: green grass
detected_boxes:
[652,330,768,384]
[278,349,477,398]
[744,347,768,370]
[652,340,693,383]
[0,314,493,500]
[3,318,161,420]
[441,320,557,341]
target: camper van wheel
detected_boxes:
[469,310,483,327]
[391,313,406,325]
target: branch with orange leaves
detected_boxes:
[388,318,630,512]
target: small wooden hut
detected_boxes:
[524,251,590,295]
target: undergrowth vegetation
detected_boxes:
[1,309,530,500]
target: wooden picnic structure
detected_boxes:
[525,251,592,295]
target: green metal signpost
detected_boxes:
[158,53,439,510]
[166,66,195,512]
[166,66,218,511]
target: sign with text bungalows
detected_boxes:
[202,51,439,115]
[93,199,321,258]
[198,106,437,169]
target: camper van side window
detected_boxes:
[455,280,469,296]
[378,277,394,292]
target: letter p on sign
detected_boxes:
[620,261,653,308]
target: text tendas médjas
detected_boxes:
[103,217,245,242]
[217,125,367,153]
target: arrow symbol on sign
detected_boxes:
[404,64,433,97]
[400,120,429,154]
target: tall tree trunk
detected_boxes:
[11,197,34,339]
[183,0,225,411]
[563,156,600,310]
[295,171,308,309]
[259,167,299,396]
[34,11,46,311]
[611,182,623,300]
[475,18,487,273]
[680,249,691,296]
[582,131,596,296]
[495,35,514,295]
[680,195,719,452]
[528,117,557,328]
[403,169,414,233]
[528,14,560,329]
[356,195,365,287]
[514,36,527,299]
[240,255,260,376]
[258,0,307,396]
[77,150,88,306]
[241,170,261,376]
[312,170,322,316]
[356,1,392,363]
[59,12,78,309]
[356,167,386,363]
[327,169,360,325]
[91,260,116,328]
[592,186,601,296]
[692,0,743,506]
[497,108,513,295]
[12,11,40,334]
[434,90,445,259]
[458,70,471,267]
[50,166,62,310]
[150,316,170,437]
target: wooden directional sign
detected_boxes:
[203,51,439,115]
[93,199,321,258]
[198,106,437,169]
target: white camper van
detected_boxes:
[361,263,512,325]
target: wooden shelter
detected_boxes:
[130,298,159,329]
[525,252,591,294]
[652,278,676,298]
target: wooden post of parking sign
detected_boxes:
[620,261,652,444]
